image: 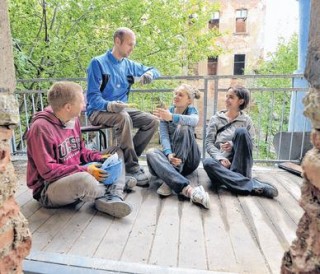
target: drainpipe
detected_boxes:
[288,0,311,132]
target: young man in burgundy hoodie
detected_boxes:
[26,81,134,218]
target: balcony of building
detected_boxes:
[12,75,308,274]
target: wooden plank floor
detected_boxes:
[13,159,303,274]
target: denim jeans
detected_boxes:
[89,109,159,173]
[146,126,200,194]
[203,128,254,195]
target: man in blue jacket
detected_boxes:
[86,27,160,186]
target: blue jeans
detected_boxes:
[146,126,200,194]
[203,128,254,195]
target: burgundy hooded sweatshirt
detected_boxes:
[26,107,102,198]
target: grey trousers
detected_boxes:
[89,109,159,173]
[146,126,201,194]
[38,146,126,208]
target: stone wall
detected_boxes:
[0,1,32,273]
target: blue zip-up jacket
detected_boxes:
[160,106,199,156]
[86,50,160,116]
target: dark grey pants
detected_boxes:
[203,128,254,195]
[146,126,200,194]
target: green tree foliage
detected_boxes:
[9,0,223,149]
[256,35,298,75]
[250,35,298,159]
[9,0,222,81]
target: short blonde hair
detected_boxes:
[48,81,83,112]
[174,84,201,100]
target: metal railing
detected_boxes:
[11,74,312,164]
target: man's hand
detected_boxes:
[87,163,109,182]
[100,153,111,162]
[140,72,153,85]
[107,101,128,113]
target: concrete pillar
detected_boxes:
[288,0,311,132]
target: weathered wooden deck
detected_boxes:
[13,159,303,274]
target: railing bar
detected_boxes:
[202,78,209,158]
[40,93,44,110]
[288,90,299,159]
[11,75,311,164]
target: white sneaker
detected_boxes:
[157,182,172,197]
[190,185,210,209]
[124,176,137,192]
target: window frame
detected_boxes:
[207,56,218,75]
[235,9,248,33]
[233,54,246,75]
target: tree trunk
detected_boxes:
[281,0,320,273]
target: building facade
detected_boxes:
[192,0,298,135]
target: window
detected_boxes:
[235,9,247,33]
[208,11,220,29]
[234,54,245,75]
[208,57,218,75]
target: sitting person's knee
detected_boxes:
[202,157,212,167]
[118,111,131,121]
[80,172,97,186]
[235,127,249,136]
[203,157,219,168]
[146,148,162,161]
[146,147,158,155]
[149,116,159,129]
[179,125,191,133]
[175,125,194,138]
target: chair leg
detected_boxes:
[98,130,107,150]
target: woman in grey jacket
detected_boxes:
[146,84,210,209]
[203,86,278,198]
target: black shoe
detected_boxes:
[252,179,278,199]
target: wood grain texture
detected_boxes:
[15,162,303,274]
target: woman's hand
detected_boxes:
[154,108,173,121]
[219,159,231,168]
[167,153,182,166]
[220,141,232,152]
